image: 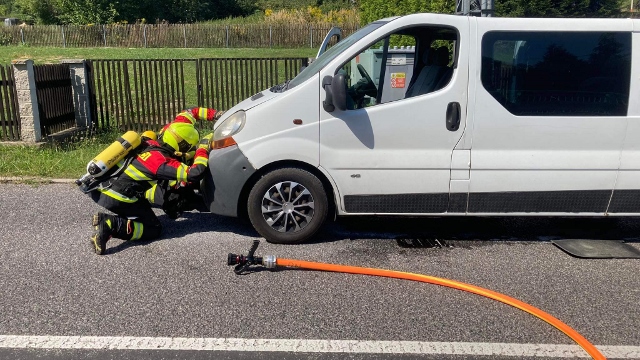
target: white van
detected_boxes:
[202,13,639,244]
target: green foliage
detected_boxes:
[8,0,263,24]
[57,0,117,25]
[113,0,261,23]
[0,129,121,178]
[360,0,625,21]
[0,0,358,24]
[2,0,630,26]
[0,33,13,45]
[0,0,19,16]
[360,0,456,24]
[495,0,625,17]
[202,12,266,24]
[256,0,355,11]
[14,0,59,24]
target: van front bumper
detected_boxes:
[201,145,256,217]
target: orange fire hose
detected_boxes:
[275,258,605,360]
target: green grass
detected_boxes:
[0,46,316,64]
[0,129,121,179]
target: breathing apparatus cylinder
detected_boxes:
[88,131,141,177]
[75,131,142,190]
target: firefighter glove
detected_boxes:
[198,133,213,150]
[214,110,225,121]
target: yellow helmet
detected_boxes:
[161,122,199,154]
[141,130,157,141]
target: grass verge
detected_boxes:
[0,128,121,179]
[1,46,316,64]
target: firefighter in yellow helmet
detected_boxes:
[89,107,218,255]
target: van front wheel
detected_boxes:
[247,168,328,244]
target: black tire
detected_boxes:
[248,167,328,244]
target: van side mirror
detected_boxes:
[332,73,347,111]
[322,74,347,112]
[322,76,335,112]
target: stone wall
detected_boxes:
[11,60,41,143]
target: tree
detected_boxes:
[0,0,358,23]
[13,0,59,24]
[57,0,117,24]
[0,0,16,16]
[113,0,255,23]
[360,0,625,21]
[360,0,456,24]
[495,0,625,17]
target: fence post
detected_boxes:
[20,28,24,44]
[61,59,92,130]
[11,59,42,143]
[61,26,66,48]
[226,25,229,48]
[269,25,272,48]
[183,25,187,48]
[143,25,147,48]
[103,25,107,47]
[310,25,313,48]
[196,59,202,107]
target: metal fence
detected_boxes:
[0,24,358,48]
[33,64,76,136]
[87,57,308,132]
[0,65,20,141]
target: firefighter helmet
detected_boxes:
[161,122,199,154]
[141,130,157,141]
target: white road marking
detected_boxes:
[0,336,639,358]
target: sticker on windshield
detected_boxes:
[390,73,406,88]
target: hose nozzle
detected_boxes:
[227,253,242,266]
[227,240,274,275]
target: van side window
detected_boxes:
[481,31,631,116]
[338,26,457,110]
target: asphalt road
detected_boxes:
[0,183,639,359]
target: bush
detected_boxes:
[264,7,360,27]
[0,33,14,46]
[360,0,455,25]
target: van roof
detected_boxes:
[389,12,635,22]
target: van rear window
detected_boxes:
[481,31,631,116]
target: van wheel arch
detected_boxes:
[237,160,336,222]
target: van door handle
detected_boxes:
[446,102,461,131]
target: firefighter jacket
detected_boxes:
[159,107,216,134]
[98,139,209,204]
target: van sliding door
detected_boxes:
[609,30,640,214]
[469,20,632,215]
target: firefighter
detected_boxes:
[89,107,220,255]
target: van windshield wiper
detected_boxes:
[270,79,291,93]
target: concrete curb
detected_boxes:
[0,177,75,184]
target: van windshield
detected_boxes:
[286,22,387,90]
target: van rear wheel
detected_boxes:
[248,168,328,244]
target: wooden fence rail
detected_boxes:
[0,65,20,141]
[0,24,358,48]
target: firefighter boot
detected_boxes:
[90,212,116,255]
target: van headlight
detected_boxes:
[211,110,246,149]
[213,110,246,141]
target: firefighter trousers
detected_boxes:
[91,190,162,241]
